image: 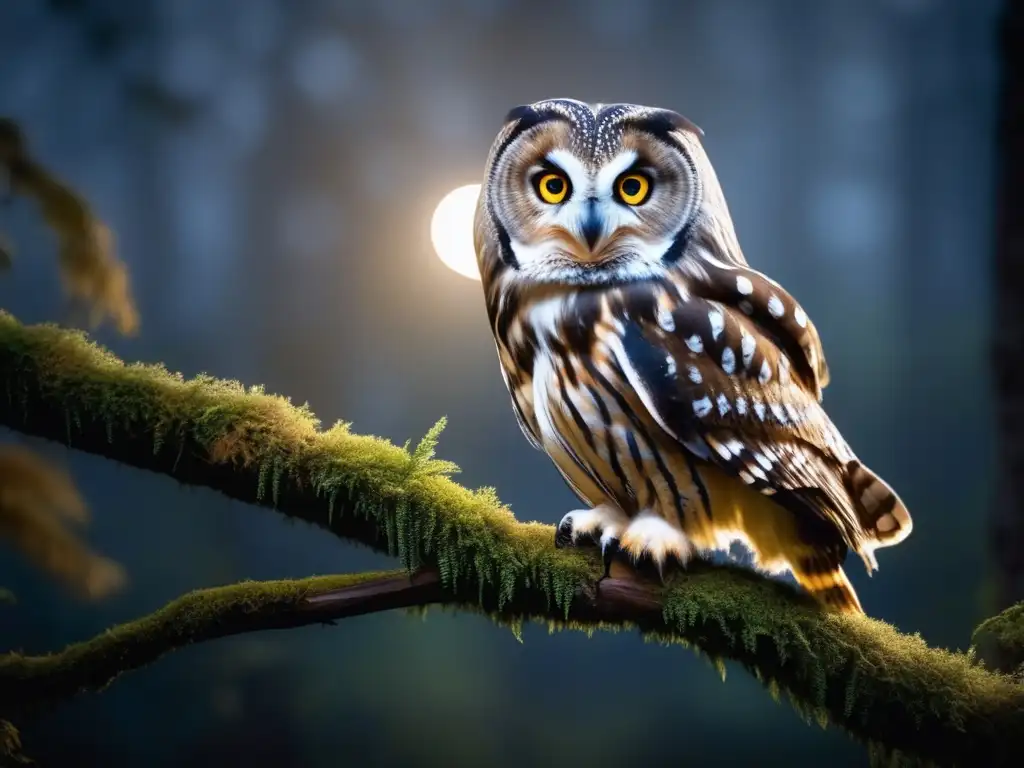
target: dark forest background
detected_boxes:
[0,0,1004,765]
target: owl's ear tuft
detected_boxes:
[504,104,536,124]
[639,109,705,141]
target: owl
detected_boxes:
[472,98,912,614]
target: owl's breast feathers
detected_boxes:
[488,265,912,581]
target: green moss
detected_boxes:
[422,559,1024,762]
[972,601,1024,677]
[0,310,599,620]
[0,571,393,688]
[659,566,1023,738]
[3,310,1024,765]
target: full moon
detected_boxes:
[430,184,482,281]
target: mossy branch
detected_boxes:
[0,569,443,717]
[1,310,1024,766]
[974,602,1024,679]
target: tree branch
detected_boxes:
[0,569,444,716]
[1,310,1023,766]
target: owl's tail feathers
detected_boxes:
[845,460,913,559]
[792,556,864,616]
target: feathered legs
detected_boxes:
[555,505,694,580]
[554,504,628,577]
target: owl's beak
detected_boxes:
[580,197,604,251]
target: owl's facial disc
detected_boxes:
[502,146,682,285]
[485,104,701,288]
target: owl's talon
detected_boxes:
[554,505,627,552]
[555,516,576,549]
[600,534,621,579]
[619,512,694,578]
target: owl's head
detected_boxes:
[475,98,741,290]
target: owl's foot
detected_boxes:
[555,505,628,577]
[619,512,694,580]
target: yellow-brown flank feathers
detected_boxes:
[694,463,864,615]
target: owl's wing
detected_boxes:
[677,258,831,400]
[603,290,907,560]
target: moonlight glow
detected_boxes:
[430,184,482,281]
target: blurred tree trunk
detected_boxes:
[993,0,1024,615]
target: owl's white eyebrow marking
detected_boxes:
[546,149,590,192]
[595,150,639,194]
[767,294,785,318]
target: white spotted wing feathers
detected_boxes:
[609,283,911,566]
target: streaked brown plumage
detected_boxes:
[473,99,912,615]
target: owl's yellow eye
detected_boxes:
[535,172,570,204]
[616,173,651,205]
